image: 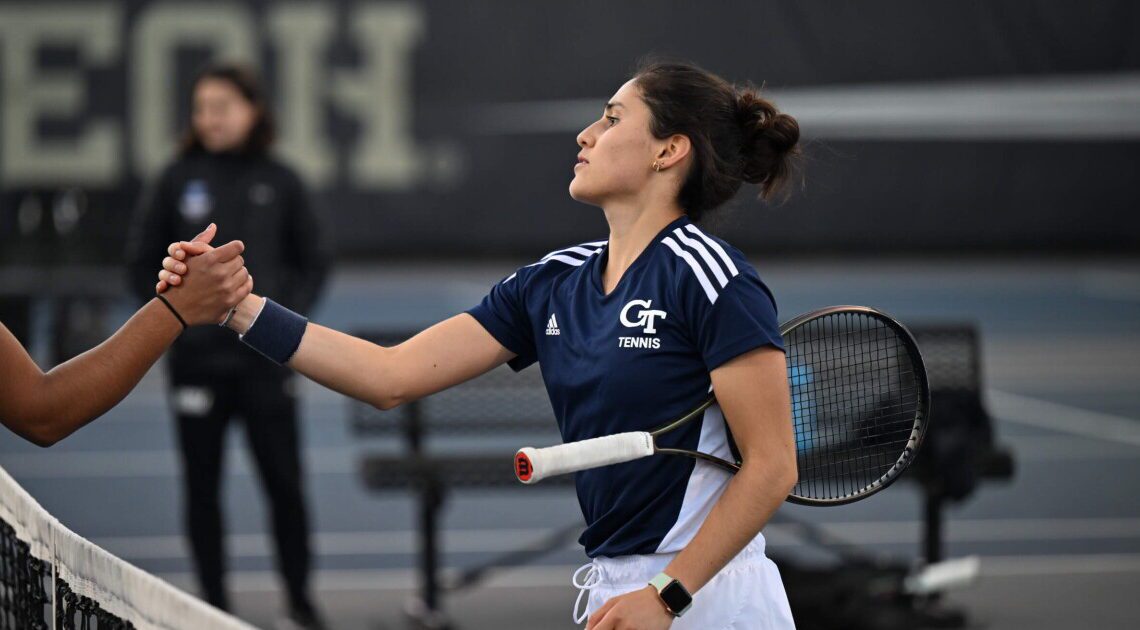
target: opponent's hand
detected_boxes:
[160,236,253,326]
[156,223,218,293]
[587,586,673,630]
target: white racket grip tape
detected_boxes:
[514,432,655,484]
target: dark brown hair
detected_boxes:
[179,62,275,156]
[634,60,801,221]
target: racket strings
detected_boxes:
[787,311,922,501]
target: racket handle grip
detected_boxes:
[515,432,655,484]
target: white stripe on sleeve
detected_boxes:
[529,253,592,267]
[662,236,720,304]
[672,228,729,287]
[542,245,603,260]
[684,225,739,277]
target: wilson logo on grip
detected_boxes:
[515,452,533,481]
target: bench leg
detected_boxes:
[405,476,450,629]
[924,492,943,566]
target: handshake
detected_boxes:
[153,223,256,331]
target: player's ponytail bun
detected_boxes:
[735,90,801,200]
[634,60,802,221]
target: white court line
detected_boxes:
[0,447,361,478]
[156,553,1140,594]
[159,565,581,594]
[978,554,1140,578]
[1012,435,1140,461]
[1082,270,1140,303]
[96,529,577,560]
[771,518,1140,547]
[95,518,1140,561]
[988,389,1140,447]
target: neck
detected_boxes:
[600,196,685,292]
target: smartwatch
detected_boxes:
[648,572,692,617]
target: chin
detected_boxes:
[568,178,599,206]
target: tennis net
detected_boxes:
[0,464,255,630]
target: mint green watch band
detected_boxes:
[649,572,673,591]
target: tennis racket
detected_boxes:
[513,305,930,506]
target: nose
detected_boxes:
[577,122,595,148]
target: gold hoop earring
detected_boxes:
[652,161,662,172]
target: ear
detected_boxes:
[655,134,692,170]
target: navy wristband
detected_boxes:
[239,298,308,364]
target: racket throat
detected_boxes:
[655,447,741,474]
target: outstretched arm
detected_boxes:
[1,303,181,446]
[0,230,251,446]
[160,238,518,410]
[227,295,514,410]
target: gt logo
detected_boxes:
[619,299,667,334]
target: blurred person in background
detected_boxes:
[126,63,330,630]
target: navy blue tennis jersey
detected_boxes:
[467,216,783,558]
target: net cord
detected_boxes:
[0,465,256,630]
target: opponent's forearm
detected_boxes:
[4,300,181,446]
[663,459,796,594]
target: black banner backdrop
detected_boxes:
[1,0,1138,262]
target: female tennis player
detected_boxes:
[0,224,249,447]
[159,61,800,629]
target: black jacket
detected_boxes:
[126,149,330,381]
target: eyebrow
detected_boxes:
[605,102,624,112]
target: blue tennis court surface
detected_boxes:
[2,257,1138,629]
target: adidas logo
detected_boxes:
[545,313,561,336]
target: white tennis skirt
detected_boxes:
[574,536,796,629]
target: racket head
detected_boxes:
[780,306,930,506]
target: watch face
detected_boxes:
[659,581,692,614]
